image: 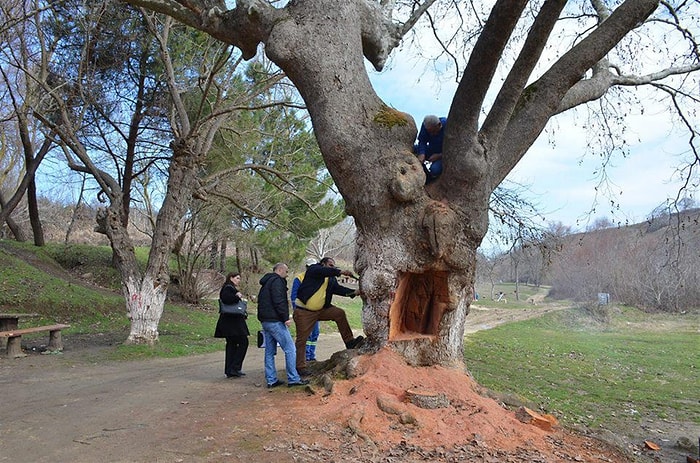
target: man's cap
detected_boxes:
[305,258,316,267]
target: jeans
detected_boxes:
[413,143,443,182]
[261,321,301,385]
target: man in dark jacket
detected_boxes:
[257,262,308,388]
[293,257,364,375]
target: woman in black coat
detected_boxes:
[214,272,250,378]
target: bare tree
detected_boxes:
[0,0,56,244]
[307,218,356,262]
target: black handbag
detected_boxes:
[219,299,248,317]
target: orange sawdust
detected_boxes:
[270,347,629,461]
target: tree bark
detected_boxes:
[258,0,483,367]
[26,177,45,246]
[0,191,27,242]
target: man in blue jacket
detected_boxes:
[414,114,446,183]
[293,257,364,375]
[257,262,309,388]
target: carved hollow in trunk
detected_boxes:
[389,271,450,341]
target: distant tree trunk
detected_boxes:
[0,191,27,242]
[26,177,44,246]
[512,256,520,301]
[0,137,51,239]
[65,176,87,244]
[241,246,248,273]
[218,240,227,272]
[209,241,217,269]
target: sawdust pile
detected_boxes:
[259,348,628,462]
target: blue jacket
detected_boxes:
[290,273,303,309]
[415,117,447,156]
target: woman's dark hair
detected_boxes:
[320,257,334,265]
[225,272,240,284]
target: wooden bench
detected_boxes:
[0,324,71,358]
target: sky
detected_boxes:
[366,33,697,234]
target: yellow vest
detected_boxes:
[295,277,329,311]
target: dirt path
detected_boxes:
[464,303,567,334]
[0,333,353,463]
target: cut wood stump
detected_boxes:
[405,388,450,409]
[515,406,558,431]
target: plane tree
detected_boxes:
[109,0,700,362]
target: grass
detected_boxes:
[464,306,700,431]
[109,305,218,360]
[112,296,364,360]
[0,243,125,322]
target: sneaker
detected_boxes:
[267,380,285,388]
[345,335,365,349]
[287,379,310,387]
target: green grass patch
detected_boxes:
[110,304,220,360]
[0,244,124,322]
[464,307,699,431]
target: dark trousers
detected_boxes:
[224,335,249,375]
[293,306,353,371]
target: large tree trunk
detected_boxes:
[26,177,45,246]
[265,0,489,367]
[0,191,27,242]
[97,140,200,344]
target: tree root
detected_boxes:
[347,408,377,450]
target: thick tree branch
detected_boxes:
[497,0,660,185]
[358,0,403,71]
[397,0,439,37]
[122,0,279,59]
[448,0,529,134]
[480,0,567,147]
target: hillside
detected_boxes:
[485,208,700,312]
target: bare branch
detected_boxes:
[481,0,567,147]
[398,0,439,36]
[498,0,660,182]
[449,0,529,134]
